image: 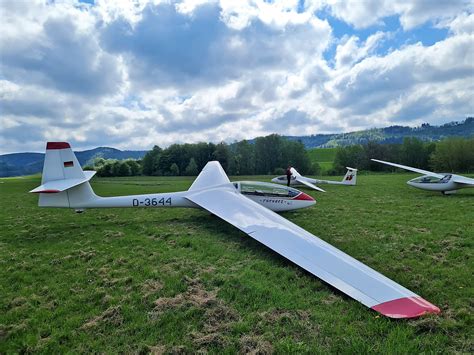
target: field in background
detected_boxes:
[307,148,337,172]
[1,174,473,353]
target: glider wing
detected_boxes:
[290,167,325,191]
[296,178,326,192]
[371,159,445,179]
[451,175,474,185]
[290,167,301,177]
[186,186,439,318]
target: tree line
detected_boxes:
[141,134,316,176]
[84,158,142,177]
[87,134,317,177]
[332,137,474,174]
[86,135,473,177]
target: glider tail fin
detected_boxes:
[30,142,97,208]
[342,167,357,185]
[42,142,85,182]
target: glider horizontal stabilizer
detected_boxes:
[186,187,439,318]
[30,171,96,193]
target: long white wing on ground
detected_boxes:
[188,161,231,191]
[296,178,326,192]
[371,159,445,179]
[185,186,440,319]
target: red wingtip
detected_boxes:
[372,296,440,319]
[30,189,61,194]
[46,142,70,150]
[293,192,315,201]
[32,189,61,194]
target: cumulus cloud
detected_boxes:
[0,0,473,153]
[334,32,386,69]
[324,0,473,30]
[1,1,124,97]
[100,2,331,90]
[444,12,474,34]
[327,34,474,114]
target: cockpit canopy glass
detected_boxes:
[410,175,451,184]
[239,181,300,198]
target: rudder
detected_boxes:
[342,167,357,185]
[42,142,85,182]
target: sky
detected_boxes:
[1,0,473,153]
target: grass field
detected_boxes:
[1,174,473,353]
[307,148,337,172]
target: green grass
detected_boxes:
[308,148,337,172]
[1,174,473,353]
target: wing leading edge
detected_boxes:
[186,187,440,319]
[371,159,445,179]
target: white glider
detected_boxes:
[272,167,357,192]
[31,142,440,318]
[371,159,474,195]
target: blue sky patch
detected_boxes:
[320,11,449,66]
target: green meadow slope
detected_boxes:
[307,148,337,172]
[1,175,473,353]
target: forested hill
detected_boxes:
[0,147,147,177]
[2,119,473,177]
[285,118,474,148]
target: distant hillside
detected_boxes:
[0,147,147,177]
[285,117,474,148]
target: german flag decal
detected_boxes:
[64,161,74,168]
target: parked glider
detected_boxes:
[371,159,474,194]
[31,142,440,318]
[272,167,357,191]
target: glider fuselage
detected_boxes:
[273,175,350,186]
[272,167,357,190]
[407,174,474,193]
[43,180,315,212]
